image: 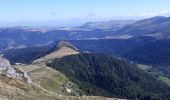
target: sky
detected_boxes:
[0,0,170,26]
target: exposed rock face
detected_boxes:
[0,57,32,84]
[0,57,11,70]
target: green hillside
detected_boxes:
[47,53,170,100]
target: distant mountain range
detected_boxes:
[115,16,170,38]
[1,16,170,65]
[80,20,136,30]
[1,16,170,66]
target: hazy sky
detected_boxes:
[0,0,170,24]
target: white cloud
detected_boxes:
[136,11,170,17]
[160,10,170,16]
[127,10,170,18]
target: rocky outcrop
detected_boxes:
[0,56,32,84]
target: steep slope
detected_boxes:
[17,41,81,96]
[47,53,170,100]
[116,16,170,38]
[13,41,123,100]
[0,57,68,100]
[4,40,170,99]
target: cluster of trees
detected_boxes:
[47,53,170,99]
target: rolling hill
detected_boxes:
[47,53,170,100]
[9,41,124,100]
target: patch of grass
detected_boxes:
[40,77,65,92]
[159,76,170,86]
[137,64,152,71]
[30,68,69,93]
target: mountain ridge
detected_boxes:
[12,41,126,100]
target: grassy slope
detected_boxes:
[0,76,123,100]
[15,62,82,96]
[6,46,82,99]
[22,47,81,95]
[4,46,126,100]
[159,76,170,86]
